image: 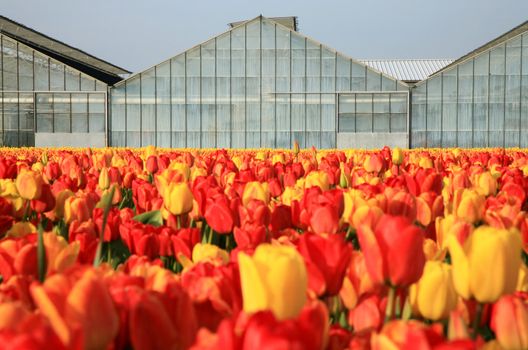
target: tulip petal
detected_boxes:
[357,225,385,285]
[446,235,471,300]
[238,252,269,314]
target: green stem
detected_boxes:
[37,224,47,283]
[472,303,483,339]
[107,242,112,263]
[94,185,116,267]
[395,294,402,319]
[225,234,231,251]
[384,286,396,324]
[23,200,31,222]
[189,218,195,228]
[177,215,181,229]
[207,226,213,244]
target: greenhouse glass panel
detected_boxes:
[457,60,473,147]
[171,54,186,147]
[2,37,18,90]
[156,61,171,147]
[18,45,33,91]
[34,51,49,91]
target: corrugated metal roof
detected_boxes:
[359,59,453,82]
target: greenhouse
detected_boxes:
[109,16,409,149]
[0,15,527,148]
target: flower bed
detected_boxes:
[0,146,527,349]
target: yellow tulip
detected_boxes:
[447,225,522,303]
[392,147,404,165]
[238,244,307,320]
[475,171,497,197]
[281,186,303,206]
[242,181,270,206]
[191,243,229,265]
[342,189,368,224]
[272,153,285,165]
[7,222,36,238]
[162,182,194,215]
[455,189,485,224]
[15,169,43,200]
[304,171,330,191]
[409,261,458,320]
[98,167,110,190]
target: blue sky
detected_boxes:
[2,0,527,73]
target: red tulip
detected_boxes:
[297,233,352,296]
[357,214,426,287]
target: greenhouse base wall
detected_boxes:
[336,132,408,149]
[35,133,106,148]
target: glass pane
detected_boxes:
[34,51,49,90]
[54,93,70,114]
[89,113,105,133]
[18,44,33,90]
[72,114,88,132]
[141,69,155,145]
[373,94,389,113]
[356,94,372,113]
[321,47,335,92]
[374,113,389,132]
[356,114,372,132]
[81,75,95,91]
[156,62,171,147]
[19,93,34,132]
[336,54,351,91]
[50,61,65,91]
[366,70,381,91]
[126,76,141,147]
[339,114,355,132]
[65,66,80,90]
[2,37,18,90]
[54,114,70,132]
[351,62,366,91]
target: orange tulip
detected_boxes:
[491,294,528,350]
[31,269,119,350]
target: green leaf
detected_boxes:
[133,210,163,227]
[94,185,116,267]
[107,239,131,269]
[96,185,115,209]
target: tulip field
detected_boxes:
[1,145,528,350]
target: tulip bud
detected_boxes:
[15,170,43,200]
[238,244,307,320]
[491,294,528,350]
[392,147,404,166]
[448,225,522,303]
[98,167,110,190]
[41,151,48,165]
[293,140,300,156]
[409,261,458,320]
[339,168,348,189]
[146,156,159,174]
[162,182,194,215]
